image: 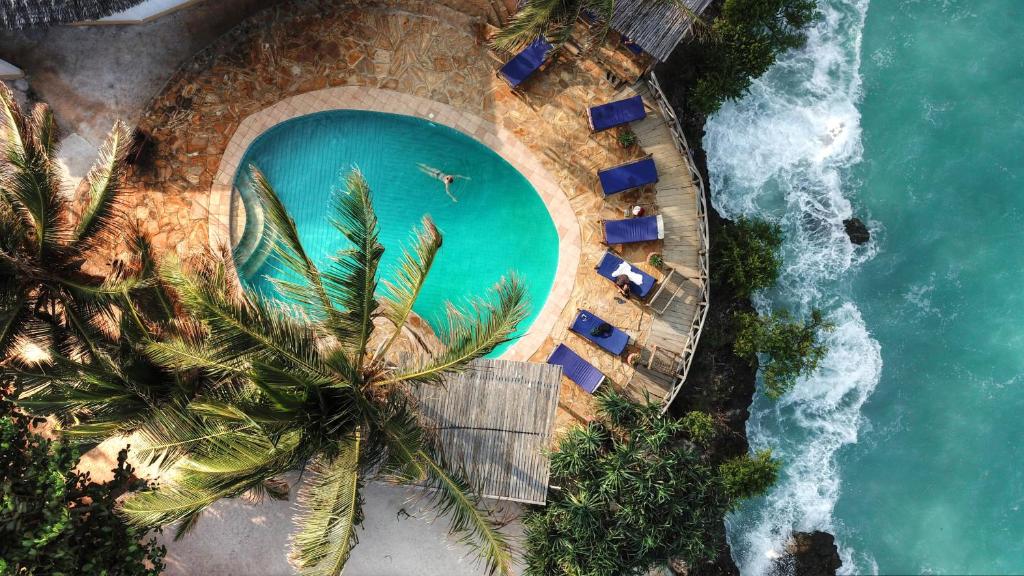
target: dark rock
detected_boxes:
[768,531,842,576]
[843,218,870,245]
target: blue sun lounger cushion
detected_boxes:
[594,251,657,299]
[603,215,664,244]
[547,343,605,394]
[498,36,553,88]
[599,155,658,196]
[570,309,630,356]
[588,95,646,132]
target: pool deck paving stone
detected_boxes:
[120,0,702,431]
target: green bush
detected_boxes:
[0,394,165,576]
[616,128,638,148]
[523,391,778,575]
[719,449,780,504]
[715,216,784,299]
[734,308,834,398]
[681,411,716,446]
[690,0,817,114]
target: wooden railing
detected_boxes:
[645,71,711,414]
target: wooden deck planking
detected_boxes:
[623,85,706,401]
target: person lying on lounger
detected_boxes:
[418,163,469,202]
[615,275,632,298]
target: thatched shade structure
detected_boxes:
[0,0,148,29]
[610,0,714,62]
[414,359,561,505]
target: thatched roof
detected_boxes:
[1,0,148,29]
[414,359,561,505]
[610,0,714,62]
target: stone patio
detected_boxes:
[122,0,702,431]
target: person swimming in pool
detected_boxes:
[418,163,469,202]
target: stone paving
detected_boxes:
[124,0,697,431]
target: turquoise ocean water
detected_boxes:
[706,1,1024,573]
[233,111,559,356]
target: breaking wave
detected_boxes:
[703,0,880,573]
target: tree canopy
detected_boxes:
[523,391,779,575]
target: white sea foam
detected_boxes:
[704,0,879,573]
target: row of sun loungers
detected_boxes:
[548,251,658,393]
[497,40,662,395]
[498,41,659,197]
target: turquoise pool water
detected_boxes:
[232,110,559,356]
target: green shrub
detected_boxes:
[681,411,716,446]
[616,128,638,148]
[734,308,834,398]
[523,391,778,575]
[0,394,165,575]
[690,0,817,114]
[719,449,780,504]
[715,216,784,299]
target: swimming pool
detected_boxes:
[230,110,559,356]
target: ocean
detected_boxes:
[704,0,1024,573]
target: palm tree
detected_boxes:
[114,168,529,575]
[492,0,709,54]
[0,82,135,362]
[15,227,209,447]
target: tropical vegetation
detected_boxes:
[523,390,778,575]
[734,308,833,398]
[688,0,817,114]
[713,216,783,300]
[0,389,166,576]
[1,80,527,575]
[0,85,136,361]
[108,169,527,576]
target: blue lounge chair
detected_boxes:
[588,95,646,132]
[497,36,553,89]
[547,343,605,394]
[621,36,645,56]
[599,155,658,196]
[595,251,657,299]
[603,215,664,244]
[571,309,630,356]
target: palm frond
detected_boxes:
[0,291,30,359]
[121,425,299,528]
[0,84,68,256]
[289,434,363,576]
[492,0,574,52]
[161,255,333,379]
[413,446,514,576]
[377,216,442,358]
[381,275,528,388]
[248,166,346,333]
[145,336,246,379]
[320,170,383,366]
[74,120,132,247]
[29,101,59,160]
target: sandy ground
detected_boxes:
[158,477,524,576]
[4,3,526,573]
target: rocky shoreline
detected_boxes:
[656,26,842,574]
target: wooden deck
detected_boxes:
[413,359,562,505]
[614,80,710,407]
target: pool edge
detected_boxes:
[206,86,581,362]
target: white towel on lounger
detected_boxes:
[611,262,643,285]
